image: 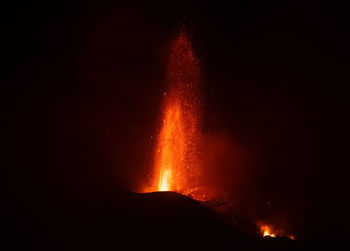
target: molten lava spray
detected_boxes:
[152,30,201,192]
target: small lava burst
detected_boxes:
[259,223,295,240]
[149,29,201,193]
[261,225,276,238]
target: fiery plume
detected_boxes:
[151,30,201,192]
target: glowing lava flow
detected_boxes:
[152,30,201,192]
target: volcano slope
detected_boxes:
[8,190,305,251]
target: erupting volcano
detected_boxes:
[142,28,296,242]
[149,30,201,193]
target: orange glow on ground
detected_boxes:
[150,30,201,193]
[287,234,296,240]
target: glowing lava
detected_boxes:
[261,225,276,238]
[152,30,201,192]
[159,169,171,191]
[259,224,295,240]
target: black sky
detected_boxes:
[3,0,349,242]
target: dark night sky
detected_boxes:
[3,0,349,242]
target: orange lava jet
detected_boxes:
[151,30,201,192]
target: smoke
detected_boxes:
[199,132,256,205]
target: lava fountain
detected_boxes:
[150,30,201,192]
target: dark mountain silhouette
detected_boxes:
[6,190,315,251]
